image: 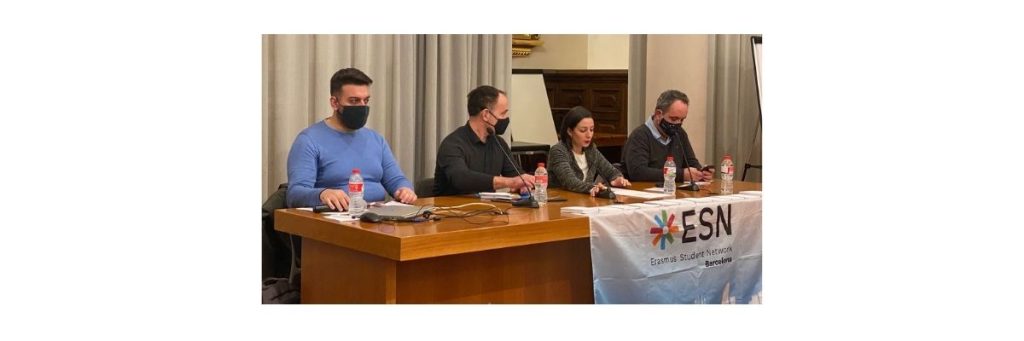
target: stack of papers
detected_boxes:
[612,188,673,199]
[480,192,520,201]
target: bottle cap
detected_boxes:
[666,156,674,161]
[538,163,545,168]
[353,168,361,174]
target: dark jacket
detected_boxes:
[621,123,702,181]
[262,184,291,279]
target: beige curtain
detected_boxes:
[415,35,512,185]
[627,35,648,133]
[262,34,511,198]
[706,34,762,183]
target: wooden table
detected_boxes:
[275,181,762,303]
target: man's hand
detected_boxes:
[681,167,704,182]
[394,187,417,204]
[511,174,536,191]
[701,168,714,181]
[319,189,350,211]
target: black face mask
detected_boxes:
[658,118,682,137]
[493,117,510,135]
[487,110,510,135]
[339,106,369,130]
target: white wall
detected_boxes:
[644,35,710,164]
[510,74,558,145]
[587,35,629,69]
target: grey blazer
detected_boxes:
[547,141,623,194]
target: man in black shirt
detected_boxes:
[433,85,536,196]
[621,90,714,182]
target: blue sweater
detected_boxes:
[285,121,413,208]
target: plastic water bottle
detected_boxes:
[720,154,734,194]
[348,168,366,215]
[534,162,548,205]
[663,156,676,195]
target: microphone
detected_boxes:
[596,186,617,200]
[489,127,539,208]
[669,126,700,191]
[313,205,339,213]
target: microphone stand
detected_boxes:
[671,128,700,191]
[491,130,539,208]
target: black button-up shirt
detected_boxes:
[433,123,521,196]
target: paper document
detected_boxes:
[679,181,711,187]
[645,200,681,206]
[598,205,635,211]
[610,186,675,199]
[624,203,660,209]
[714,195,753,201]
[560,206,602,215]
[479,192,520,200]
[322,213,358,222]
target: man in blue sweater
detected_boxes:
[285,68,417,210]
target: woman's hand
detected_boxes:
[611,176,631,188]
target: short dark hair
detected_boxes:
[655,90,689,112]
[466,85,506,116]
[560,106,594,146]
[330,68,373,95]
